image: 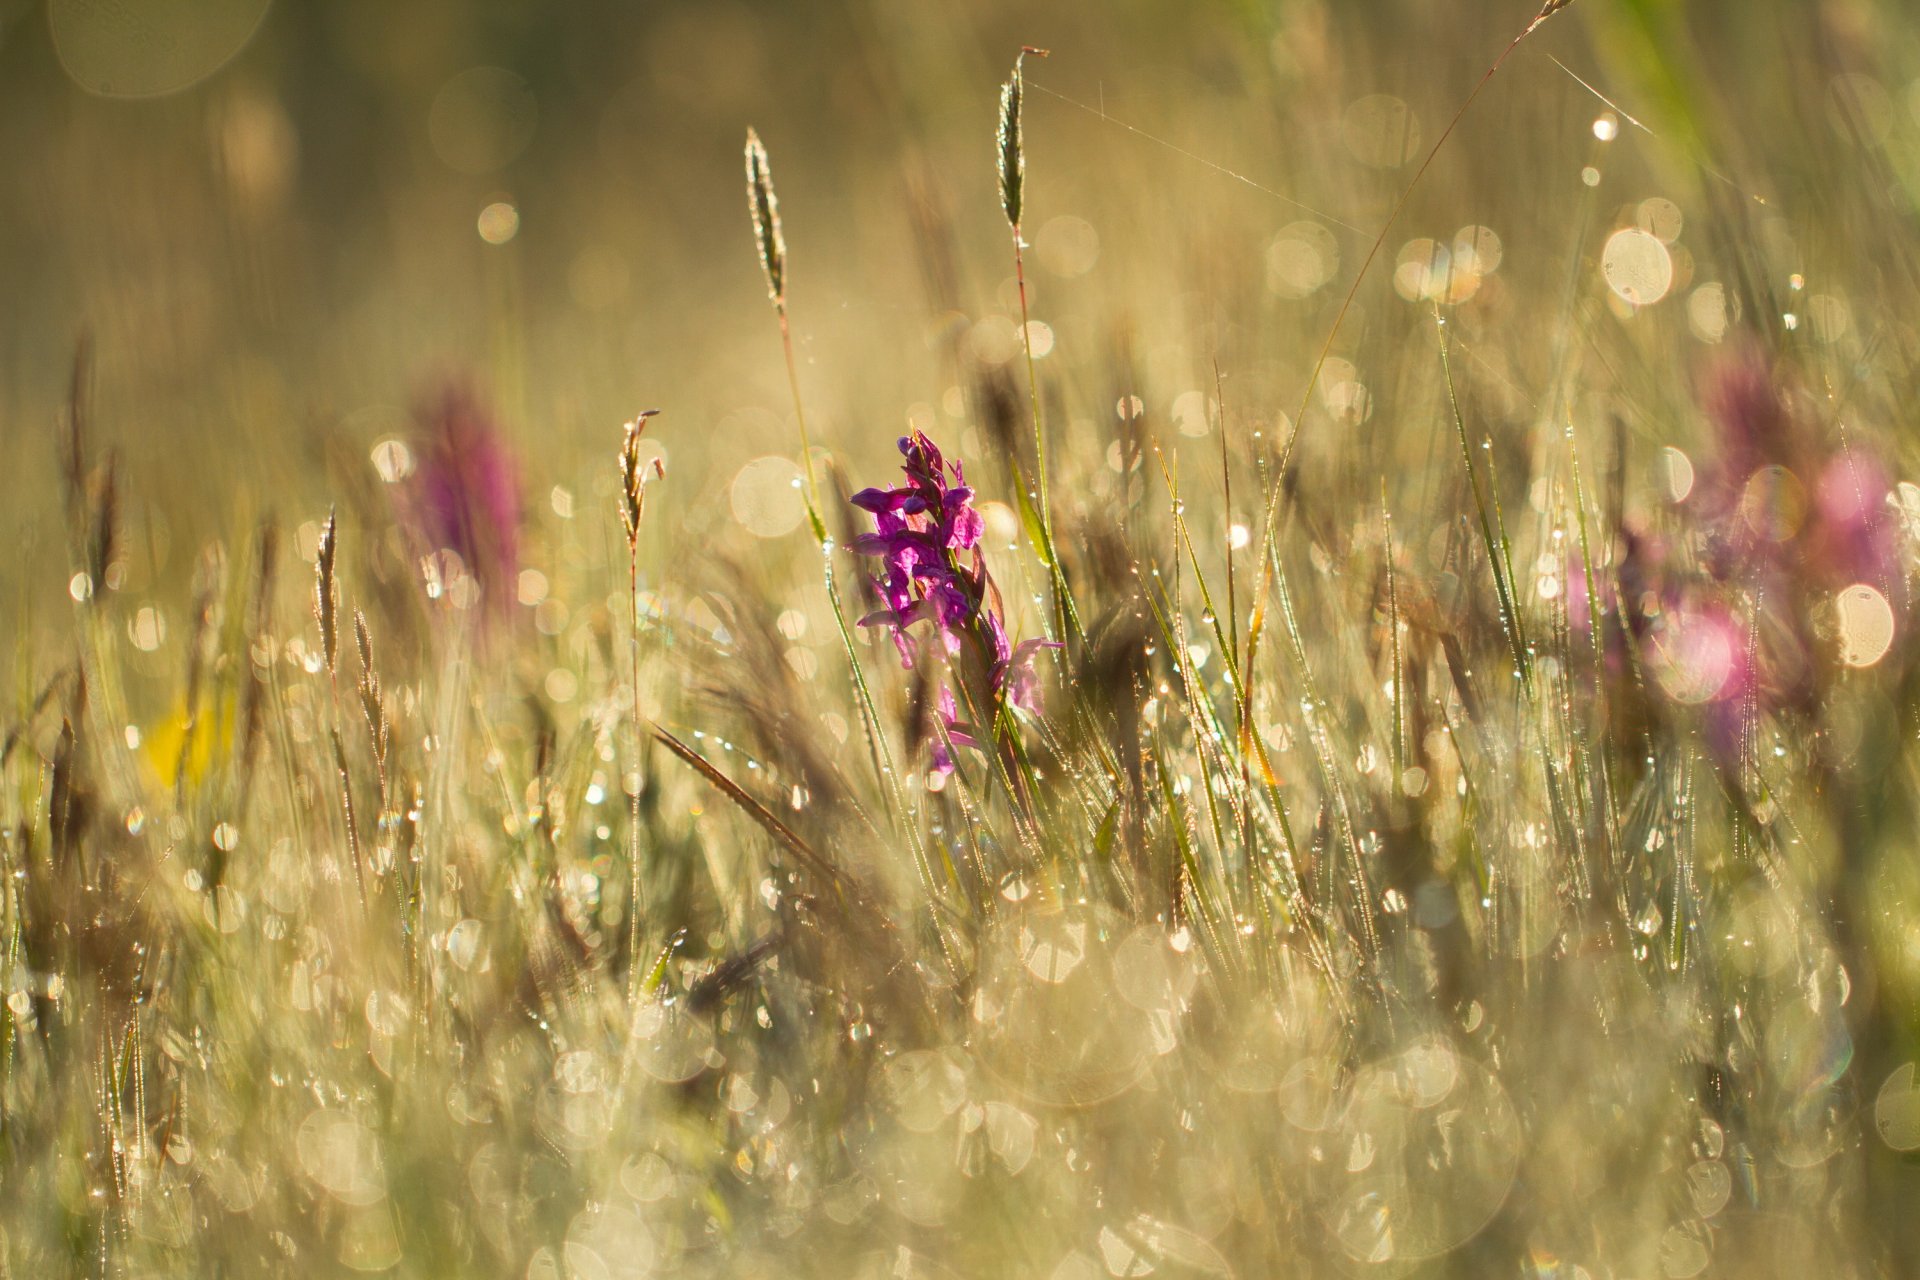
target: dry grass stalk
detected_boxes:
[996,45,1081,647]
[617,409,663,1015]
[742,127,828,539]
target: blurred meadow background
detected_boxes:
[8,0,1920,1274]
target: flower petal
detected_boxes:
[947,506,985,550]
[850,487,907,513]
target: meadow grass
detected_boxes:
[6,2,1920,1276]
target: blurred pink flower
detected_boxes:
[1702,351,1794,483]
[1809,453,1896,586]
[403,381,522,619]
[1650,600,1748,707]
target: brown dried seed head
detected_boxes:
[1528,0,1578,30]
[619,410,661,548]
[353,609,388,764]
[315,507,338,677]
[619,430,642,543]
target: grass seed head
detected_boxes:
[745,128,786,309]
[353,607,374,680]
[1528,0,1578,30]
[315,506,338,678]
[619,409,662,549]
[997,47,1048,231]
[997,74,1024,229]
[353,608,389,773]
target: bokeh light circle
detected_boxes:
[1602,227,1674,306]
[1036,215,1100,277]
[1876,1062,1920,1151]
[1314,1039,1519,1264]
[1343,94,1421,168]
[430,67,539,175]
[50,0,272,98]
[1836,584,1895,668]
[730,455,806,538]
[1267,221,1339,298]
[975,903,1154,1107]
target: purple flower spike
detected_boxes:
[850,430,1057,778]
[404,381,522,620]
